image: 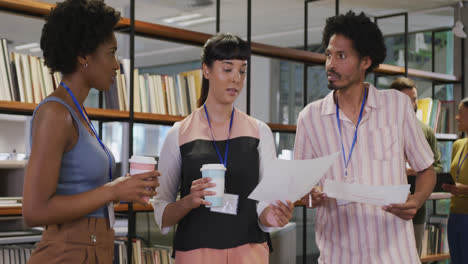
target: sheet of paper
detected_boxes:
[323,179,410,206]
[248,152,339,204]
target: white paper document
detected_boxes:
[323,179,410,206]
[248,152,339,204]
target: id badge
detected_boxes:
[107,202,115,228]
[210,193,238,215]
[336,175,356,207]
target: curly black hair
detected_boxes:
[40,0,120,74]
[322,11,386,75]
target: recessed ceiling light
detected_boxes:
[163,13,203,24]
[178,17,216,26]
[15,42,39,51]
[29,47,42,53]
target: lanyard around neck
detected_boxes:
[336,88,367,177]
[203,104,234,168]
[457,144,468,182]
[61,82,112,181]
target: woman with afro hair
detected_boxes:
[24,1,159,263]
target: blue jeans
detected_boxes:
[447,213,468,264]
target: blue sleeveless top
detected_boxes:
[30,97,115,218]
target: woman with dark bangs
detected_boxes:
[152,33,294,263]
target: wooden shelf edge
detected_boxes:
[134,112,184,124]
[428,192,451,200]
[0,101,186,124]
[267,123,297,133]
[115,203,153,212]
[0,0,460,84]
[0,206,22,216]
[0,0,52,18]
[435,133,458,140]
[0,160,27,169]
[0,101,298,130]
[0,201,309,216]
[420,253,450,262]
[0,100,35,114]
[375,64,459,83]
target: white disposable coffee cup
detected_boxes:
[129,155,157,202]
[200,164,226,207]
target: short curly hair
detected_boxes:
[40,0,120,74]
[322,11,386,75]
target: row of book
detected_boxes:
[0,38,203,117]
[417,98,455,134]
[105,66,202,116]
[0,39,61,103]
[114,238,173,264]
[0,240,172,264]
[420,215,449,257]
[0,245,34,264]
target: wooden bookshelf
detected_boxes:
[0,0,460,84]
[375,64,459,83]
[0,201,312,216]
[428,192,451,200]
[0,205,21,216]
[420,253,450,262]
[0,100,35,115]
[268,123,296,133]
[115,203,153,213]
[0,100,298,132]
[0,160,27,169]
[0,203,153,216]
[435,133,458,141]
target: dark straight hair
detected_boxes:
[197,33,251,107]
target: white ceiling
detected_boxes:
[0,0,461,68]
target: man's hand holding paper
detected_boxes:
[323,179,411,209]
[248,152,340,205]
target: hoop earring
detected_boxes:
[83,63,88,69]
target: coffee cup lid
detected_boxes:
[129,155,157,165]
[200,164,226,171]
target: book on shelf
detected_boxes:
[0,244,34,264]
[0,39,59,104]
[113,237,173,264]
[421,215,449,257]
[417,98,433,126]
[417,98,456,134]
[0,40,202,118]
[0,38,13,101]
[437,141,454,173]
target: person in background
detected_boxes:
[390,77,442,255]
[295,11,436,263]
[152,33,294,264]
[442,98,468,264]
[23,1,159,263]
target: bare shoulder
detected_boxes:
[31,100,76,139]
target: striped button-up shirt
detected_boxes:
[294,83,433,264]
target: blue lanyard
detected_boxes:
[336,88,367,177]
[203,104,234,168]
[61,82,112,181]
[457,145,468,182]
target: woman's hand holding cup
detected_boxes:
[108,170,159,204]
[183,177,216,209]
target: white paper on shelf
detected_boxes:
[248,152,339,204]
[323,179,410,206]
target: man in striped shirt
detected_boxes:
[295,11,436,263]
